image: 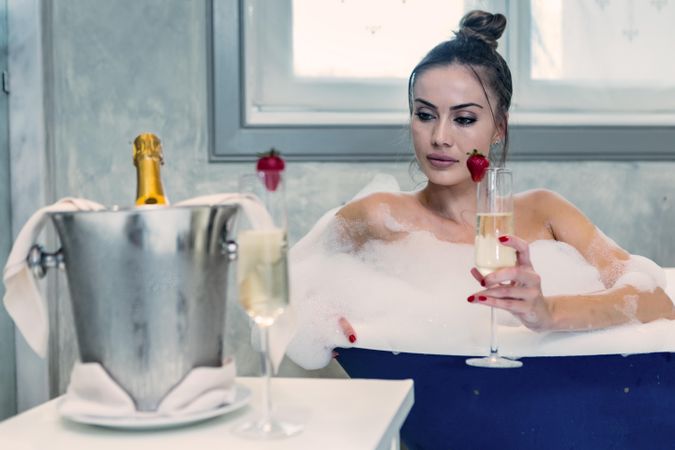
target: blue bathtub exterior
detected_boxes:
[336,348,675,450]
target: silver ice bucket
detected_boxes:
[29,205,240,411]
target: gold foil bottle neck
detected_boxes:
[132,132,168,206]
[133,133,164,166]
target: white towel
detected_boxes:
[2,198,105,357]
[58,359,237,418]
[175,193,274,229]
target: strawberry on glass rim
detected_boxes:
[466,149,490,182]
[256,148,285,191]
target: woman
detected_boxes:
[286,10,675,450]
[334,10,673,335]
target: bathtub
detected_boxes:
[336,268,675,450]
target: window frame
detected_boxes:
[209,0,675,162]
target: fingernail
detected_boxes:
[478,296,487,301]
[480,279,486,287]
[348,334,356,343]
[499,236,509,243]
[467,296,475,303]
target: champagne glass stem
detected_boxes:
[489,306,498,356]
[259,325,272,427]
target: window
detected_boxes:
[515,0,675,124]
[210,0,675,161]
[244,0,469,125]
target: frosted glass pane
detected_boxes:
[531,0,675,85]
[293,0,467,79]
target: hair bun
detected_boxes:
[458,10,507,50]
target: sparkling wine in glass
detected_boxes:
[233,172,303,439]
[466,168,523,369]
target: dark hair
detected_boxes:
[407,10,512,166]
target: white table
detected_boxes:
[0,377,414,450]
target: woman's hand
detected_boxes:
[339,317,357,343]
[469,235,555,331]
[332,317,357,358]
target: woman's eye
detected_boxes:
[415,112,434,121]
[455,116,476,126]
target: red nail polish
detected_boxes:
[349,334,356,343]
[480,279,486,287]
[479,296,487,301]
[499,236,509,243]
[467,296,475,303]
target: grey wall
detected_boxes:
[5,0,51,415]
[0,105,16,421]
[2,0,674,414]
[0,0,16,421]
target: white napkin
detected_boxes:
[58,359,237,418]
[2,198,105,357]
[175,193,274,229]
[176,193,297,373]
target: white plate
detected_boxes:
[58,384,252,430]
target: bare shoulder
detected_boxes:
[336,192,412,244]
[518,188,629,275]
[516,188,586,224]
[337,192,404,220]
[516,188,599,241]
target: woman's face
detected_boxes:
[411,64,502,187]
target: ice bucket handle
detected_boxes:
[27,244,64,279]
[223,240,238,261]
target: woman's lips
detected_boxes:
[427,154,459,169]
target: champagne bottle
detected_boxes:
[133,132,168,206]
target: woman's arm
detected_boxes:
[540,190,627,288]
[471,190,674,331]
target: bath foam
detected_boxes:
[586,226,627,287]
[613,254,666,292]
[285,176,675,370]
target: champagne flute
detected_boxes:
[233,172,303,439]
[466,168,523,369]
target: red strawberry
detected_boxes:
[256,148,285,191]
[466,149,490,182]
